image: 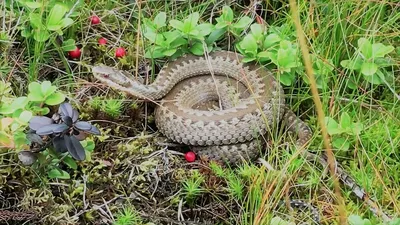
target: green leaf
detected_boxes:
[257,51,270,60]
[21,27,32,38]
[360,62,377,76]
[143,18,157,31]
[339,112,351,129]
[363,73,383,85]
[47,3,69,28]
[63,156,78,170]
[18,110,33,124]
[169,20,184,31]
[188,29,200,38]
[60,18,74,29]
[33,28,50,42]
[215,20,228,29]
[46,24,62,31]
[29,13,44,29]
[162,48,177,56]
[325,117,342,135]
[154,12,166,29]
[30,106,50,115]
[221,6,234,22]
[62,39,76,51]
[340,59,362,70]
[372,43,394,58]
[196,23,214,37]
[278,72,295,86]
[242,57,256,63]
[263,33,281,49]
[239,34,257,55]
[332,137,350,151]
[0,131,12,147]
[358,38,373,59]
[350,122,363,135]
[28,91,44,102]
[388,218,400,225]
[41,81,56,96]
[45,93,65,105]
[169,37,187,48]
[374,57,395,67]
[182,12,199,33]
[144,30,165,45]
[232,16,253,29]
[164,30,181,44]
[48,168,70,179]
[348,215,365,225]
[206,28,225,44]
[144,46,166,59]
[82,140,95,152]
[250,23,264,40]
[12,97,29,110]
[276,43,299,70]
[25,1,42,9]
[347,77,357,90]
[0,97,29,114]
[189,42,206,55]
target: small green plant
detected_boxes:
[181,170,205,206]
[26,102,100,179]
[28,102,100,160]
[340,38,395,88]
[214,6,253,37]
[18,1,75,42]
[306,54,334,90]
[113,206,142,225]
[101,99,124,118]
[7,0,82,80]
[325,112,363,152]
[348,214,400,225]
[226,172,244,200]
[269,216,295,225]
[143,6,253,59]
[0,80,65,149]
[143,12,215,58]
[236,23,303,86]
[88,96,103,110]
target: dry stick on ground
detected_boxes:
[288,0,347,224]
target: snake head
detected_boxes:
[92,65,132,88]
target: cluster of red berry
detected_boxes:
[68,15,126,59]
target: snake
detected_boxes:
[92,50,321,223]
[92,51,313,163]
[91,50,392,224]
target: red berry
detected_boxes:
[184,152,196,162]
[115,47,126,58]
[90,15,101,25]
[98,37,107,45]
[68,47,81,59]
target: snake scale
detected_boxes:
[91,51,390,223]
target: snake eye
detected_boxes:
[103,74,109,78]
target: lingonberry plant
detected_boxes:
[28,102,100,161]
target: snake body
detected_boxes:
[92,51,312,164]
[91,50,395,224]
[92,51,320,223]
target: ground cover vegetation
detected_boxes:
[0,0,399,224]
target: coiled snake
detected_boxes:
[92,51,321,223]
[92,50,390,224]
[92,51,314,162]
